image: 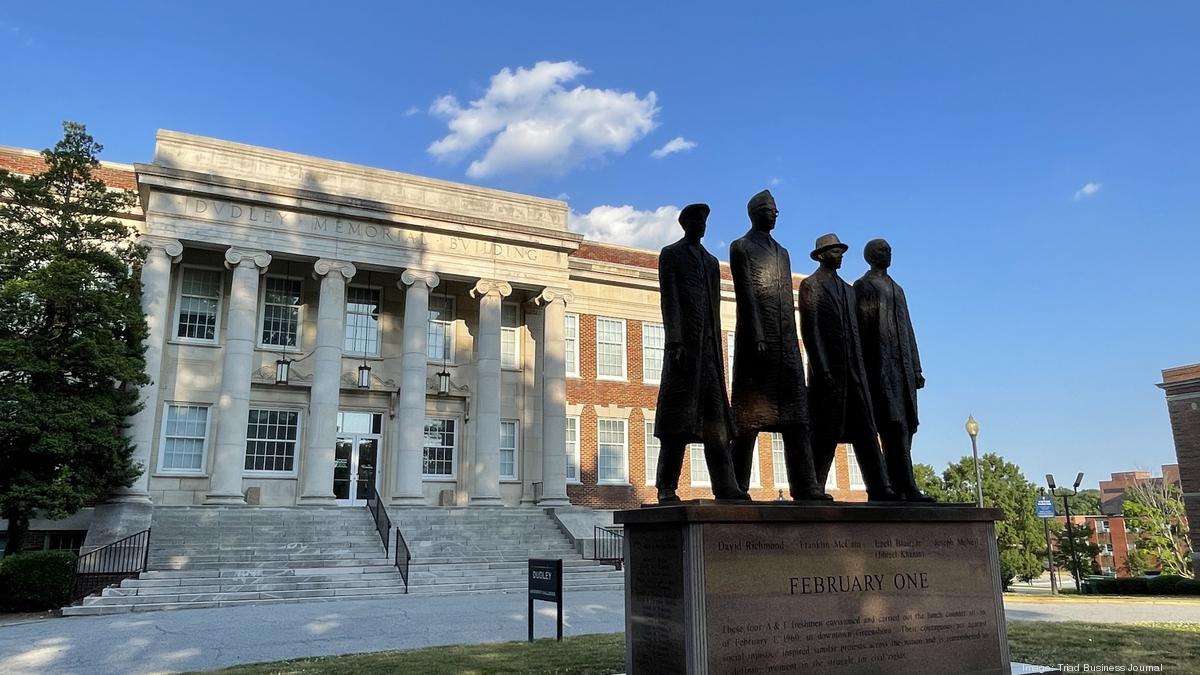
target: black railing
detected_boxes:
[592,526,624,567]
[72,528,151,600]
[366,484,391,558]
[395,527,411,593]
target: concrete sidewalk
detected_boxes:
[0,590,626,675]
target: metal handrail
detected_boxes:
[592,525,624,567]
[72,528,151,600]
[395,526,411,593]
[366,484,391,558]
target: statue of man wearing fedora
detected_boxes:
[854,239,935,501]
[798,233,899,501]
[653,203,750,502]
[728,190,829,501]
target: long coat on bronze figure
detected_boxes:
[654,239,734,442]
[729,230,808,431]
[854,269,922,431]
[798,266,876,442]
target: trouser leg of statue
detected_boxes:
[656,442,687,502]
[812,438,837,488]
[732,433,758,493]
[880,420,935,502]
[781,426,831,501]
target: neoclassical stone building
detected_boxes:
[1,132,868,550]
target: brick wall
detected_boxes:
[1159,365,1200,578]
[0,146,137,191]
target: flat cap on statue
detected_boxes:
[678,203,711,225]
[810,233,849,260]
[746,189,775,215]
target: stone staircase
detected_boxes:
[394,507,624,595]
[63,505,622,615]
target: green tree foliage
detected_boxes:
[0,122,146,555]
[1121,548,1151,577]
[1122,479,1193,576]
[1050,522,1102,584]
[912,463,947,502]
[929,453,1046,589]
[1049,488,1102,516]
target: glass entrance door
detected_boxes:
[334,411,383,506]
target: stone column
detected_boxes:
[535,288,574,506]
[469,278,512,505]
[392,269,440,505]
[205,247,272,505]
[108,236,184,502]
[298,259,357,505]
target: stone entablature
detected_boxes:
[151,130,569,232]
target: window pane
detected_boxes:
[565,417,579,481]
[500,420,517,479]
[423,418,456,476]
[427,295,454,361]
[689,444,710,485]
[643,323,664,383]
[596,318,625,378]
[244,409,298,472]
[826,454,839,490]
[177,268,221,341]
[597,419,626,483]
[645,421,660,485]
[344,287,380,354]
[500,306,519,369]
[771,433,787,487]
[564,314,579,376]
[846,446,865,488]
[162,405,208,471]
[262,276,302,347]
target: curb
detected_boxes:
[1004,594,1200,607]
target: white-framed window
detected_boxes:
[175,266,222,343]
[826,453,840,491]
[597,418,628,484]
[645,421,660,485]
[423,417,457,478]
[500,419,519,480]
[428,294,455,362]
[344,286,381,356]
[846,446,866,490]
[596,317,627,380]
[564,313,579,377]
[244,408,300,474]
[749,440,761,488]
[157,403,211,474]
[727,331,736,384]
[689,443,710,486]
[259,275,303,349]
[642,322,665,384]
[501,303,521,369]
[771,433,787,487]
[565,416,580,483]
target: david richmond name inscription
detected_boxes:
[702,521,1005,675]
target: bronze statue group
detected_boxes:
[653,190,934,504]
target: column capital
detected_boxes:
[399,269,441,290]
[313,258,357,280]
[470,278,513,300]
[225,247,272,273]
[533,286,575,307]
[137,235,183,261]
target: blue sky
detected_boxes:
[4,3,1198,490]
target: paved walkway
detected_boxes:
[2,591,1200,675]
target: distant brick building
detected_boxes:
[1159,364,1200,577]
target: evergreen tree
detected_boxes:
[0,122,146,555]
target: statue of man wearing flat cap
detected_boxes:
[798,233,900,501]
[854,239,934,501]
[728,190,829,501]
[653,203,750,502]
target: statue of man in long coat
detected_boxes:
[854,239,934,501]
[654,203,750,503]
[798,233,899,501]
[729,190,828,500]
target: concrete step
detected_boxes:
[62,591,417,616]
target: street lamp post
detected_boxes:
[1039,487,1058,595]
[1047,472,1085,592]
[965,415,983,507]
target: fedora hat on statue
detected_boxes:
[810,233,849,260]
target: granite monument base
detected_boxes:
[615,502,1009,675]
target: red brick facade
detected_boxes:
[1159,364,1200,577]
[0,146,137,191]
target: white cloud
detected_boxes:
[428,61,659,179]
[770,177,783,186]
[403,106,420,117]
[569,204,682,249]
[1074,182,1102,200]
[650,136,696,159]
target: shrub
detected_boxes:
[1176,578,1200,596]
[1113,577,1149,595]
[0,550,77,611]
[1146,574,1186,595]
[1090,577,1119,595]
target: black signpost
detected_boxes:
[528,558,563,642]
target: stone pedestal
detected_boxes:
[615,502,1009,675]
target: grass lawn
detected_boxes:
[199,622,1200,674]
